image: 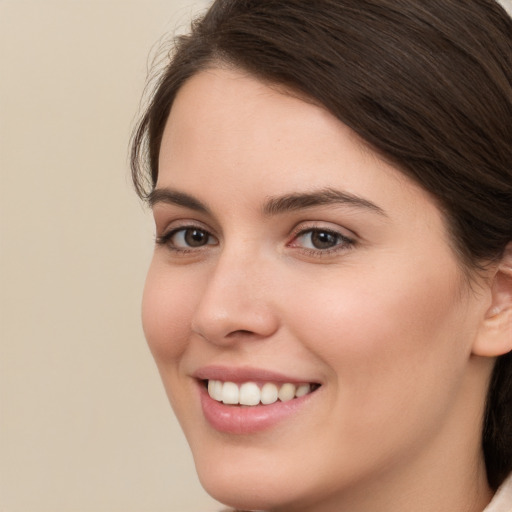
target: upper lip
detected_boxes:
[193,365,320,384]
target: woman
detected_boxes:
[131,1,512,510]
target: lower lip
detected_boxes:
[198,383,316,434]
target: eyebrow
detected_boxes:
[148,186,386,217]
[263,187,387,217]
[148,188,211,214]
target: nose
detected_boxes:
[191,249,279,346]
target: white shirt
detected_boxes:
[484,474,512,512]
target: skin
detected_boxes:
[142,67,498,512]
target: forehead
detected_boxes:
[158,68,440,226]
[163,70,387,184]
[161,67,344,164]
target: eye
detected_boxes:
[157,226,218,250]
[290,228,354,252]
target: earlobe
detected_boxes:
[472,243,512,358]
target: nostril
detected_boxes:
[228,329,254,336]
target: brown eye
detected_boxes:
[184,228,209,247]
[310,230,339,249]
[166,227,217,249]
[291,228,354,253]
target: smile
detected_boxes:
[206,380,317,406]
[195,368,322,434]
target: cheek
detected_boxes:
[141,260,196,364]
[279,260,474,472]
[289,259,470,410]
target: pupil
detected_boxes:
[185,229,207,247]
[312,231,337,249]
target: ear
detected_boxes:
[472,242,512,357]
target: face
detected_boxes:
[143,68,490,511]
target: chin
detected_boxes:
[199,473,291,512]
[192,446,309,511]
[191,440,348,512]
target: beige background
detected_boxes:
[1,1,511,512]
[0,1,222,511]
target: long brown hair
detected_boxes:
[131,0,512,489]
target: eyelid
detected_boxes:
[155,220,219,251]
[287,222,357,255]
[155,217,214,238]
[152,201,219,234]
[288,221,356,242]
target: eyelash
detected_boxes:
[156,225,218,254]
[156,224,355,257]
[288,226,355,256]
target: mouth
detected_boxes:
[203,379,321,406]
[194,366,322,434]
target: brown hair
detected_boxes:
[131,0,512,489]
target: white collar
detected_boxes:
[484,474,512,512]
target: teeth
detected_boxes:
[212,380,223,401]
[239,382,260,406]
[261,383,279,405]
[207,380,316,406]
[222,382,239,405]
[295,383,311,397]
[278,383,296,402]
[208,379,224,401]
